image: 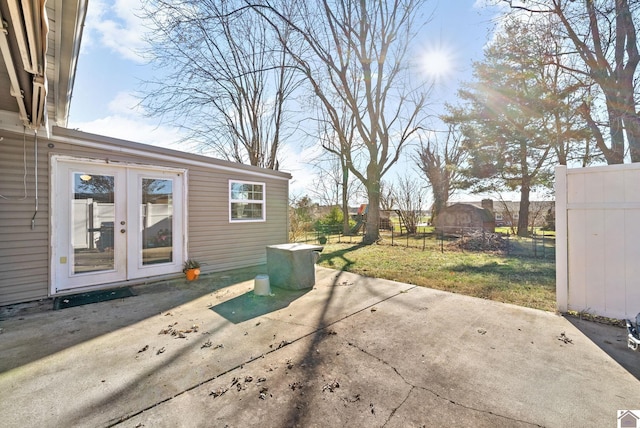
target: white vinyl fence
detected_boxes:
[556,164,640,319]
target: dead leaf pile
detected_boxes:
[289,381,303,391]
[210,375,270,400]
[557,332,573,344]
[322,380,340,392]
[209,387,228,398]
[159,322,200,339]
[270,340,290,350]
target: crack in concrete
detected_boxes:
[385,384,415,425]
[346,341,545,428]
[110,287,416,426]
[109,285,545,427]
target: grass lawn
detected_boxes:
[317,242,556,312]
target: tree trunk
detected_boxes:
[604,93,626,164]
[623,108,640,162]
[341,165,351,235]
[517,184,531,237]
[363,178,381,244]
[628,115,640,162]
[432,188,447,226]
[546,0,639,164]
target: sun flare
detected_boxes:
[420,45,455,80]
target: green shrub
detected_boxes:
[314,206,355,234]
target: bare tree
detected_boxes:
[289,195,314,241]
[311,95,362,235]
[415,123,468,224]
[503,0,640,163]
[535,12,596,166]
[494,195,518,236]
[139,0,302,169]
[309,161,342,207]
[391,175,427,234]
[252,0,430,243]
[528,200,554,233]
[379,180,396,211]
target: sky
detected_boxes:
[67,0,506,202]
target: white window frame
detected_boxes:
[229,180,266,222]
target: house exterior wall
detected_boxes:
[492,201,555,228]
[556,165,640,319]
[0,127,290,306]
[435,203,495,233]
[0,130,50,305]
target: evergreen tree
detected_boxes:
[447,17,585,236]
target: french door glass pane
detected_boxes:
[72,173,115,274]
[141,178,173,265]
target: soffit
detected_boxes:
[0,0,87,132]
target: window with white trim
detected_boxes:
[229,180,266,222]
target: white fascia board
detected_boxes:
[49,131,292,182]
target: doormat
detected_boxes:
[53,287,136,310]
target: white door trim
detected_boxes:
[50,155,188,295]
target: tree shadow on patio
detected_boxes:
[210,287,311,324]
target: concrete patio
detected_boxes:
[1,266,639,427]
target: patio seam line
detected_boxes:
[347,341,545,428]
[107,285,418,427]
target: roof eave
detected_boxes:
[50,0,88,129]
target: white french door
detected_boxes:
[52,158,185,293]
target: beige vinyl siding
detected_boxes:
[185,168,289,272]
[0,132,50,305]
[0,127,290,306]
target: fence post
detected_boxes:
[422,232,426,251]
[554,165,568,313]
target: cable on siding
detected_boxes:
[30,129,38,229]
